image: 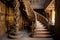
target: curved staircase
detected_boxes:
[32,21,51,38]
[31,11,51,38]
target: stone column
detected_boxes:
[55,0,60,39]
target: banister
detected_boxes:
[33,11,49,26]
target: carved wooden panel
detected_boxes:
[6,16,14,23]
[6,7,14,24]
[7,8,14,16]
[0,14,5,21]
[0,22,6,36]
[0,1,6,14]
[0,2,7,36]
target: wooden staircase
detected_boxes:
[32,21,51,38]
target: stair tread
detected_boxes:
[36,26,45,27]
[34,31,50,33]
[36,27,45,28]
[33,35,51,37]
[34,32,50,33]
[36,25,44,27]
[35,28,47,30]
[34,33,49,35]
[33,33,51,35]
[33,35,51,38]
[36,27,45,29]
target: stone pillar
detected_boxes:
[55,0,60,39]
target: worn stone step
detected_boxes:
[32,35,51,38]
[34,32,50,35]
[34,31,50,34]
[34,33,49,35]
[34,29,47,32]
[37,28,47,30]
[36,27,45,29]
[34,31,49,33]
[36,25,44,27]
[36,26,45,29]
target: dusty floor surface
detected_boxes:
[0,30,54,40]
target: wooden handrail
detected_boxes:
[33,11,48,26]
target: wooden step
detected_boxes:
[34,32,50,35]
[34,29,48,32]
[36,27,45,29]
[35,29,47,30]
[32,35,51,38]
[34,31,50,34]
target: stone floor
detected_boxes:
[0,38,54,40]
[0,30,54,40]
